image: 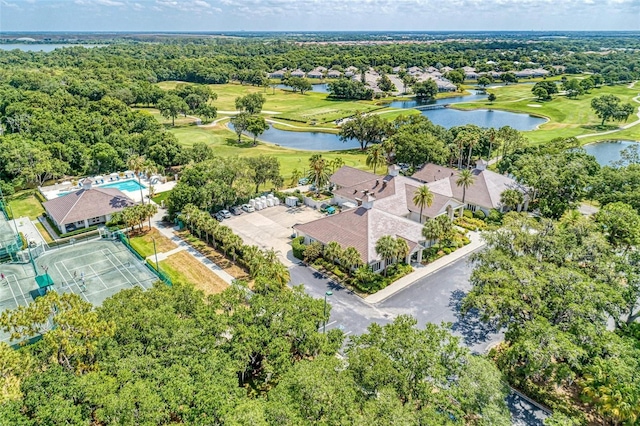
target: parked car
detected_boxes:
[230,206,243,215]
[242,204,255,213]
[214,212,225,222]
[219,209,232,219]
[298,177,309,186]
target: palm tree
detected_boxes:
[266,262,290,288]
[242,245,263,277]
[324,241,343,265]
[422,218,443,246]
[422,215,454,247]
[500,189,524,212]
[412,186,434,223]
[366,144,386,174]
[340,247,363,274]
[144,203,158,230]
[381,138,395,164]
[375,235,397,276]
[455,169,475,215]
[329,157,344,173]
[307,154,331,196]
[395,238,410,264]
[223,233,243,262]
[127,154,146,205]
[290,168,303,187]
[464,131,480,168]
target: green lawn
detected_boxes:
[153,117,373,181]
[157,81,383,124]
[7,191,45,220]
[151,191,172,205]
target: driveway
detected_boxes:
[224,205,325,266]
[289,254,548,425]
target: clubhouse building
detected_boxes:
[294,162,527,273]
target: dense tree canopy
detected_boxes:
[464,212,640,424]
[0,283,510,425]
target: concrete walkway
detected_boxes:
[150,210,235,284]
[10,217,47,247]
[365,230,486,304]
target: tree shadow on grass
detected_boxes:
[223,137,255,149]
[580,124,619,131]
[448,289,499,347]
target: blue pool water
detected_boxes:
[100,179,146,191]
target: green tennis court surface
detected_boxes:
[0,239,158,344]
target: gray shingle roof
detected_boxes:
[43,187,136,225]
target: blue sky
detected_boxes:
[1,0,639,32]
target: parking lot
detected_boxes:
[223,204,325,266]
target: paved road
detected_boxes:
[289,255,502,353]
[288,255,548,425]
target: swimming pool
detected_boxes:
[100,179,146,192]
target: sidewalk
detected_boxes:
[365,230,486,304]
[150,210,235,284]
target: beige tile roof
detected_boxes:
[330,166,377,188]
[294,205,425,264]
[404,184,463,218]
[333,175,397,203]
[294,207,370,263]
[427,169,521,210]
[43,188,136,225]
[412,164,458,183]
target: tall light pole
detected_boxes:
[323,290,333,333]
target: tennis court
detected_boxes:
[0,212,20,257]
[0,239,159,344]
[39,239,158,306]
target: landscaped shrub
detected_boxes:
[291,236,305,260]
[473,209,486,220]
[454,217,487,231]
[487,208,503,224]
[303,241,323,263]
[333,267,345,279]
[463,209,474,219]
[443,247,452,255]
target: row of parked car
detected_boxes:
[213,204,255,221]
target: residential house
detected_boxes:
[327,69,342,78]
[290,69,306,78]
[268,68,287,78]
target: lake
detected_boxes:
[0,44,96,52]
[583,140,639,166]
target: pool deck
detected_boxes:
[40,176,176,203]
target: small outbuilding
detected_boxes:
[43,178,136,234]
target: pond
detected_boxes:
[583,140,639,166]
[229,123,360,151]
[422,108,546,130]
[387,90,546,131]
[275,83,329,93]
[228,88,547,151]
[386,89,488,109]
